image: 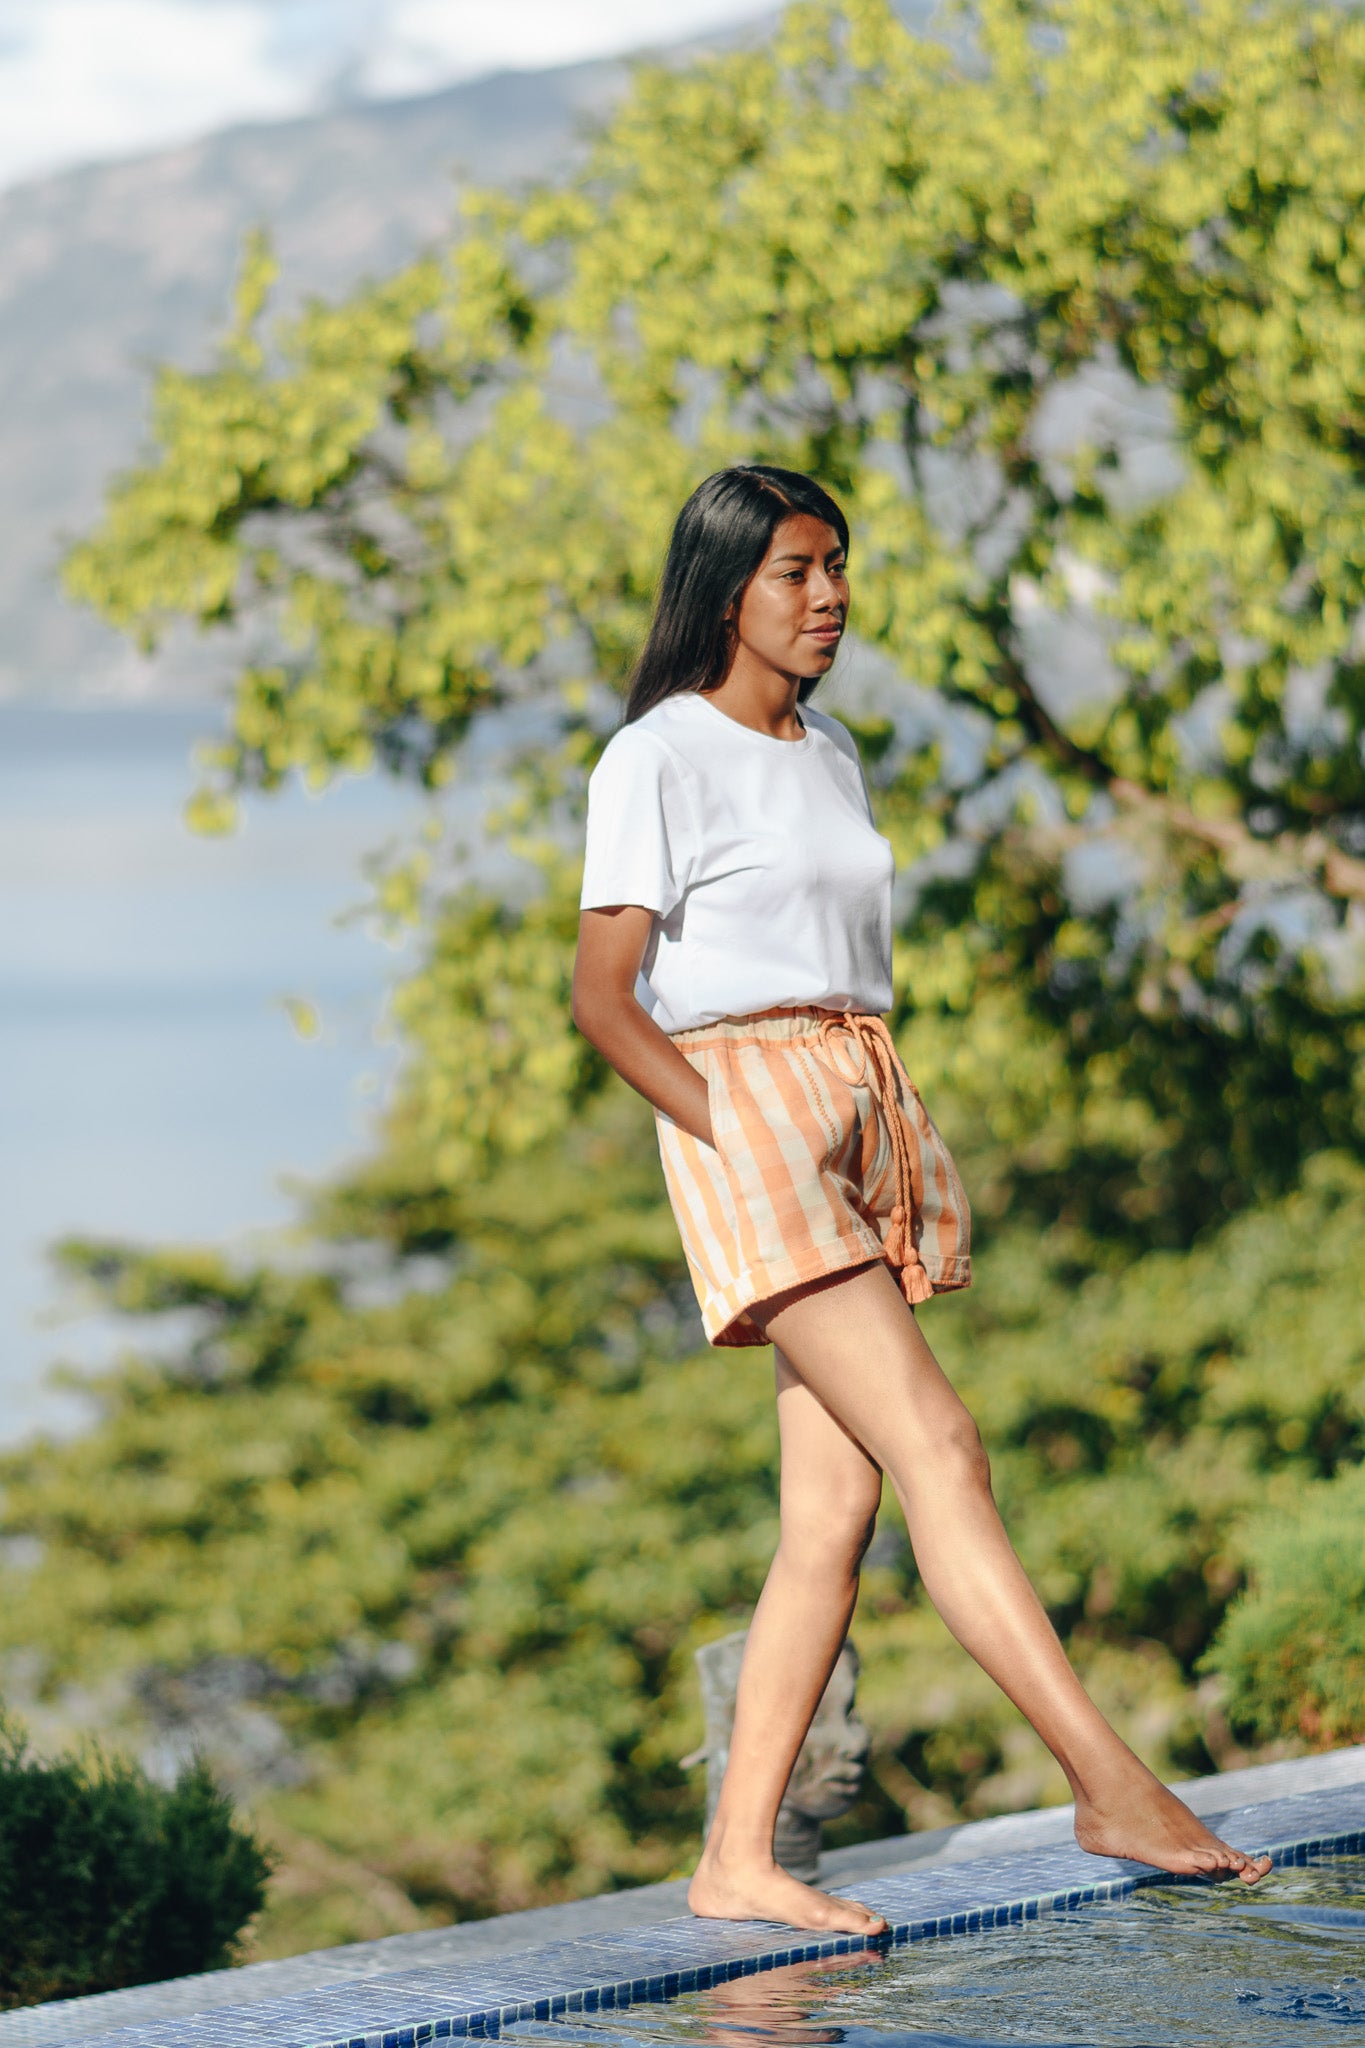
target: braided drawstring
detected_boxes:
[814,1012,931,1305]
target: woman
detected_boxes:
[571,464,1270,1936]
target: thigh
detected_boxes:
[773,1347,883,1532]
[763,1262,978,1474]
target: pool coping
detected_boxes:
[13,1775,1365,2048]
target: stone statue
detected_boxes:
[692,1632,869,1882]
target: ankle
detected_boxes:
[1068,1743,1158,1813]
[1053,1718,1145,1790]
[700,1827,776,1874]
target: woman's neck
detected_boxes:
[705,656,805,740]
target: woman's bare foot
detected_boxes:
[1075,1765,1272,1885]
[689,1851,888,1935]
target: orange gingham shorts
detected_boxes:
[655,1007,972,1348]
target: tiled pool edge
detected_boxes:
[37,1781,1365,2048]
[412,1797,1365,2044]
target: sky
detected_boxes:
[0,0,769,193]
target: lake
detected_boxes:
[0,699,429,1446]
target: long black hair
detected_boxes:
[623,465,850,725]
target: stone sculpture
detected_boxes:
[692,1631,869,1881]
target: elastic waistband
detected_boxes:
[669,1006,885,1052]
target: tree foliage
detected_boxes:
[1202,1459,1365,1749]
[4,0,1363,1957]
[65,0,1365,1215]
[0,1716,271,2006]
[4,1110,1362,1954]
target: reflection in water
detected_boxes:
[504,1856,1365,2048]
[686,1951,883,2048]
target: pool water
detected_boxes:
[507,1857,1365,2047]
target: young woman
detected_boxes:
[571,464,1270,1936]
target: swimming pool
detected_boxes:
[503,1856,1365,2046]
[8,1758,1365,2048]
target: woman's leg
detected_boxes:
[688,1347,890,1935]
[755,1262,1270,1890]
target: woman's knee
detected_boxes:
[934,1414,992,1494]
[779,1484,880,1573]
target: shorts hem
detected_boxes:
[921,1254,972,1292]
[702,1239,971,1349]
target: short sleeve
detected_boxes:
[851,748,876,826]
[807,708,876,825]
[580,728,695,916]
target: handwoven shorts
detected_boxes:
[655,1007,972,1348]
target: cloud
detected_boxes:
[358,0,769,96]
[0,2,301,189]
[0,0,767,193]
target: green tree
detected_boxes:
[4,0,1363,1956]
[66,0,1365,1229]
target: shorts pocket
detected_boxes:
[799,1042,863,1175]
[701,1049,728,1157]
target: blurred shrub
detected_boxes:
[1202,1465,1365,1750]
[0,1716,272,2009]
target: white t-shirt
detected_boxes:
[579,691,894,1033]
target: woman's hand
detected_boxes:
[572,905,715,1146]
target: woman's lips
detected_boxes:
[805,624,843,642]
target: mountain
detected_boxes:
[0,45,709,698]
[0,6,968,701]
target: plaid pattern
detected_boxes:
[656,1007,972,1348]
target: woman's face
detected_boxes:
[732,513,849,682]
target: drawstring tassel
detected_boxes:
[814,1013,931,1303]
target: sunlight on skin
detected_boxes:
[577,515,1269,1933]
[687,1264,1270,1931]
[703,510,849,739]
[585,513,894,1937]
[572,513,850,1155]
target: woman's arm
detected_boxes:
[571,905,714,1146]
